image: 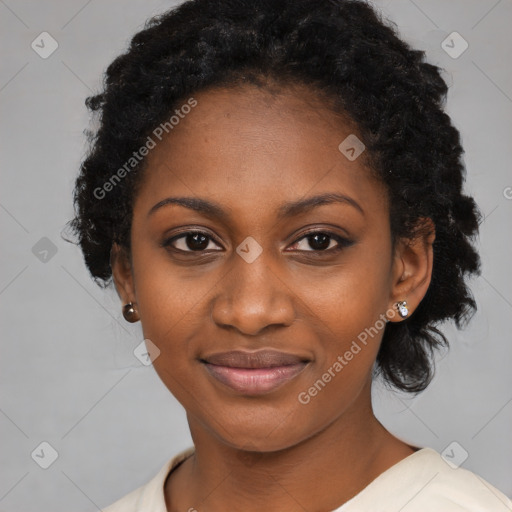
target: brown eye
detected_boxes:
[163,231,222,253]
[289,231,354,253]
[303,233,333,251]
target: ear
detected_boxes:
[388,218,435,322]
[110,242,136,305]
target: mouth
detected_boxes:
[200,350,310,396]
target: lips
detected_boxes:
[203,350,306,368]
[201,350,309,395]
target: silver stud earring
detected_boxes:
[395,300,409,319]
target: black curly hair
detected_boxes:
[68,0,481,394]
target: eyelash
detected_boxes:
[161,229,354,256]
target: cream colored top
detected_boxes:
[103,446,512,511]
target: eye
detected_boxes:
[288,230,354,253]
[163,231,222,253]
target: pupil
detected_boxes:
[309,233,330,250]
[187,233,209,251]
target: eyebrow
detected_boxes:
[147,192,364,220]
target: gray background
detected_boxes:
[1,0,511,510]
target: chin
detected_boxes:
[201,402,320,453]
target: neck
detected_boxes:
[165,380,415,512]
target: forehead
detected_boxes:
[133,83,387,225]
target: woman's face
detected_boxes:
[114,84,408,451]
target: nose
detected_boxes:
[210,252,295,336]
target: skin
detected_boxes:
[111,82,435,512]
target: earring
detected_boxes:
[395,300,409,319]
[122,302,139,323]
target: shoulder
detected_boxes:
[102,446,195,512]
[423,449,511,511]
[339,447,512,511]
[415,450,512,511]
[102,484,143,512]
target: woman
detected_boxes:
[69,0,512,510]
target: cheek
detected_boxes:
[131,254,207,400]
[292,291,387,430]
[130,236,213,337]
[292,245,392,395]
[127,249,209,407]
[296,245,392,338]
